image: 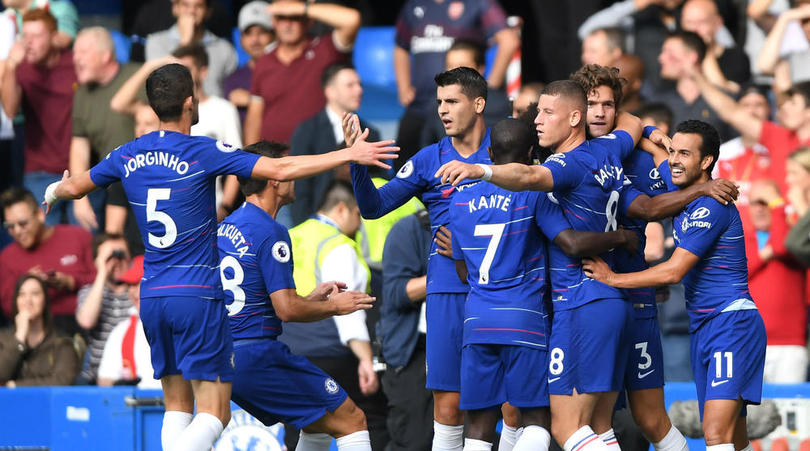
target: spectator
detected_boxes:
[74,234,134,384]
[578,0,736,94]
[0,275,80,386]
[393,0,518,170]
[785,147,810,266]
[692,74,810,197]
[244,0,361,145]
[756,3,810,91]
[715,85,775,209]
[104,105,158,258]
[70,27,140,233]
[97,255,160,389]
[144,0,238,98]
[420,39,511,149]
[745,179,807,383]
[224,1,274,125]
[680,0,751,89]
[2,0,79,48]
[281,181,388,450]
[1,9,76,225]
[614,53,645,112]
[378,209,433,451]
[637,102,674,135]
[511,82,544,118]
[655,30,732,140]
[581,27,625,67]
[289,62,380,226]
[0,188,94,335]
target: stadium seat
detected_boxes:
[353,26,397,91]
[109,29,132,64]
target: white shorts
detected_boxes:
[763,345,808,383]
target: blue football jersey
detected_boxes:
[217,202,296,340]
[542,131,635,309]
[351,132,492,295]
[673,197,752,332]
[89,130,260,299]
[449,183,568,348]
[616,151,671,318]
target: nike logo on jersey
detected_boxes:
[547,377,560,383]
[441,186,456,198]
[711,379,729,387]
[637,369,655,379]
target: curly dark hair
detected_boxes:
[570,64,626,110]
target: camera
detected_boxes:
[108,250,127,261]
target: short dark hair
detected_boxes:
[317,180,357,212]
[593,27,625,53]
[171,44,209,69]
[517,103,552,162]
[637,102,674,131]
[0,187,38,213]
[570,64,625,110]
[674,120,720,175]
[490,118,535,165]
[238,141,289,197]
[448,39,485,68]
[737,83,770,103]
[12,275,52,333]
[321,62,356,88]
[541,80,587,117]
[434,66,488,101]
[786,81,810,108]
[146,63,194,122]
[667,30,706,63]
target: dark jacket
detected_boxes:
[289,109,381,225]
[378,211,431,368]
[0,329,79,386]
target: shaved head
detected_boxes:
[541,80,587,119]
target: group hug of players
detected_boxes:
[42,60,764,451]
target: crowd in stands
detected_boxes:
[0,0,810,448]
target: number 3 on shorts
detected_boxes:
[549,347,564,375]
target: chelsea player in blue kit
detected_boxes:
[218,141,376,451]
[584,120,766,451]
[42,64,398,451]
[347,67,492,449]
[449,118,640,451]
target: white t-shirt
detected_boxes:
[191,95,243,208]
[320,234,371,345]
[97,313,161,389]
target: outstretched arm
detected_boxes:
[582,247,700,288]
[44,170,99,214]
[691,70,763,142]
[436,161,555,191]
[554,228,638,258]
[626,179,739,220]
[270,283,374,323]
[757,6,810,74]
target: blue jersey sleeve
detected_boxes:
[542,153,584,192]
[203,141,261,178]
[595,130,635,160]
[534,193,570,242]
[618,184,644,218]
[258,230,296,295]
[677,201,730,259]
[658,160,678,192]
[89,150,122,187]
[350,154,427,219]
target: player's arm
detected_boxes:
[613,111,643,148]
[691,70,763,142]
[269,284,374,323]
[626,179,738,220]
[436,161,554,191]
[553,228,639,258]
[44,170,99,214]
[110,56,173,116]
[251,129,398,181]
[583,248,700,288]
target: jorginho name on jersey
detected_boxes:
[542,131,635,310]
[217,202,296,340]
[450,183,569,348]
[351,132,491,295]
[89,131,260,300]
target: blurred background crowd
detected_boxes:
[1,0,810,449]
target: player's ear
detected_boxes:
[474,96,486,114]
[700,154,715,172]
[570,108,582,128]
[183,95,193,112]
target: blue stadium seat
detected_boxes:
[109,29,131,64]
[353,26,397,91]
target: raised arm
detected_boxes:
[269,1,361,49]
[583,247,700,288]
[577,0,638,39]
[757,6,810,74]
[614,111,643,146]
[0,42,24,119]
[435,161,555,191]
[110,57,174,116]
[692,71,763,142]
[553,228,638,258]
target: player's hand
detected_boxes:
[357,358,380,395]
[342,112,361,148]
[345,129,399,170]
[308,281,348,302]
[701,178,739,205]
[582,256,615,285]
[42,170,69,215]
[330,290,375,315]
[73,197,98,231]
[434,226,453,258]
[620,229,640,255]
[648,128,671,151]
[7,40,25,67]
[435,161,484,186]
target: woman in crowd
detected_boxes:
[0,275,80,386]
